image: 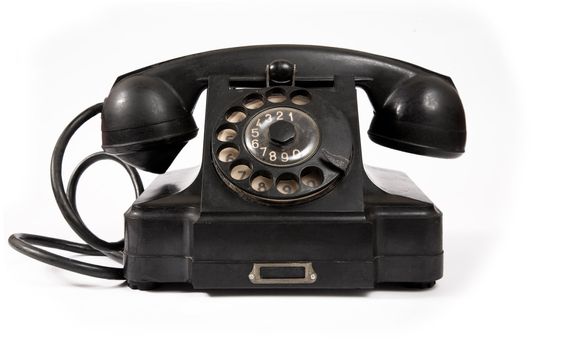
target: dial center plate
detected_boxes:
[244,107,320,167]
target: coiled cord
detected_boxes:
[8,103,144,279]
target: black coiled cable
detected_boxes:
[8,103,144,279]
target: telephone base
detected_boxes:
[122,166,443,290]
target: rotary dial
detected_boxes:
[211,87,351,204]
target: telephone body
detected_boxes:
[9,46,466,290]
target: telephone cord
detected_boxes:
[8,103,143,279]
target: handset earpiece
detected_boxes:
[365,74,466,158]
[101,75,199,173]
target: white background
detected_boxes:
[1,0,562,348]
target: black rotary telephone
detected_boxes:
[9,45,466,290]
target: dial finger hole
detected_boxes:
[225,108,246,123]
[301,166,324,188]
[276,173,299,195]
[290,90,311,105]
[243,93,265,109]
[217,127,237,142]
[230,161,252,181]
[251,171,273,192]
[217,145,239,163]
[266,88,287,103]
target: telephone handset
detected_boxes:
[9,46,466,290]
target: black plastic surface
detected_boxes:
[9,46,465,291]
[124,167,443,289]
[121,61,452,289]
